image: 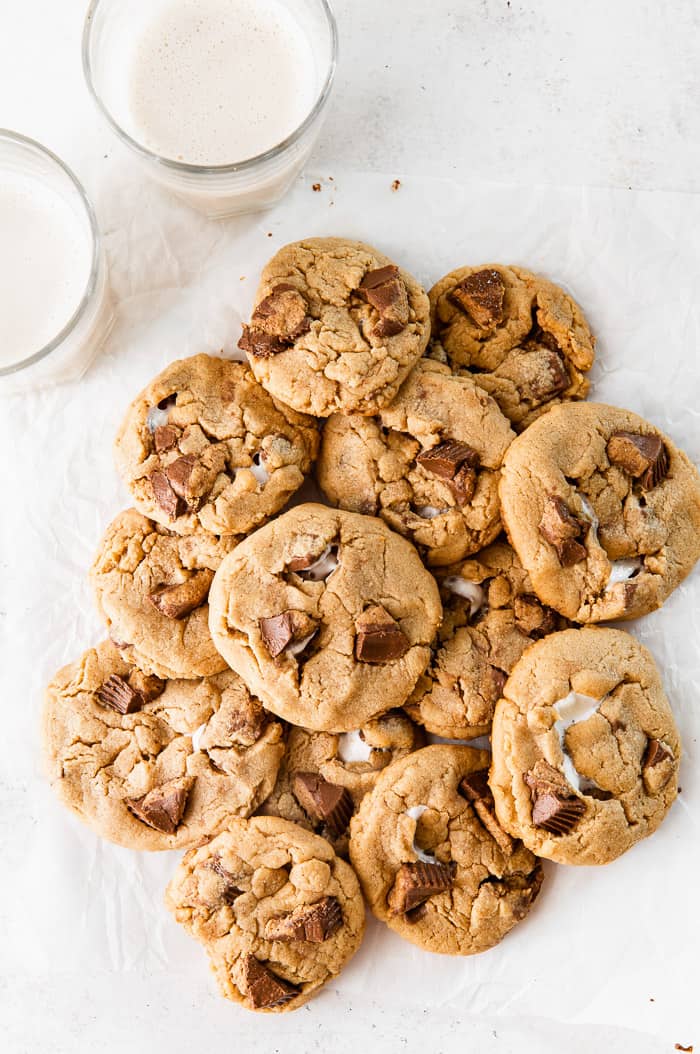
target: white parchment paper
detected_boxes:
[1,169,699,1054]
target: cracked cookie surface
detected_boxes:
[258,710,425,856]
[240,238,431,417]
[405,539,570,740]
[114,354,319,537]
[91,508,236,679]
[489,627,680,865]
[208,503,442,731]
[429,265,595,430]
[349,744,543,955]
[317,360,514,566]
[43,641,284,851]
[165,816,365,1012]
[499,402,700,622]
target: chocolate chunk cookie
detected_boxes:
[258,710,425,856]
[239,238,431,417]
[114,355,319,537]
[91,509,235,679]
[208,503,442,731]
[165,816,365,1012]
[405,539,570,740]
[499,402,700,622]
[489,627,680,865]
[349,745,543,955]
[317,360,515,566]
[43,641,284,850]
[429,265,595,430]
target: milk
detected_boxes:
[128,0,318,167]
[0,175,92,367]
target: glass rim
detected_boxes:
[0,129,102,378]
[82,0,339,175]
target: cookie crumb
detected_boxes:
[312,182,321,192]
[675,1045,693,1052]
[266,232,272,237]
[391,179,401,191]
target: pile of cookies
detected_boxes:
[43,238,700,1011]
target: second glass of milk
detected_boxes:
[83,0,337,217]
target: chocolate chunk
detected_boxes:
[448,268,505,328]
[164,456,202,509]
[357,265,410,338]
[355,604,410,663]
[644,738,673,768]
[538,495,587,567]
[251,283,311,341]
[149,570,214,619]
[265,896,343,943]
[153,424,180,453]
[416,440,480,505]
[127,669,166,703]
[242,955,299,1009]
[238,326,289,358]
[607,432,669,490]
[387,860,457,915]
[292,772,353,836]
[513,593,559,638]
[532,326,561,354]
[524,760,585,835]
[150,469,187,519]
[125,778,190,833]
[529,350,570,400]
[96,674,143,715]
[458,769,515,854]
[259,610,317,659]
[642,738,674,793]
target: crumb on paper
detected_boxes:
[392,179,401,191]
[266,232,272,237]
[240,276,246,281]
[312,182,322,192]
[674,1045,693,1052]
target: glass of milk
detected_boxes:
[0,131,113,395]
[83,0,337,218]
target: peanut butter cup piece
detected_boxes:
[357,264,410,338]
[458,770,515,854]
[149,570,213,620]
[164,456,203,510]
[417,440,480,505]
[251,283,311,341]
[538,495,587,567]
[238,327,290,358]
[126,777,190,834]
[259,611,317,659]
[292,772,353,836]
[96,674,143,715]
[150,469,187,519]
[607,432,669,490]
[242,955,299,1009]
[355,605,410,663]
[264,896,343,943]
[127,669,166,704]
[448,268,505,328]
[153,424,180,453]
[524,760,585,835]
[642,738,675,793]
[387,860,457,915]
[513,593,559,638]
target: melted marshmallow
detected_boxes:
[249,455,270,485]
[405,804,436,863]
[191,722,208,752]
[146,406,171,432]
[285,631,317,658]
[553,691,601,792]
[415,506,445,519]
[607,557,642,586]
[296,545,339,582]
[337,731,374,764]
[443,576,486,617]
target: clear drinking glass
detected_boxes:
[0,131,113,395]
[83,0,338,218]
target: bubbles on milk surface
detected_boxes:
[128,0,318,166]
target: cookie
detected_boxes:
[43,641,284,851]
[405,539,570,740]
[429,265,595,430]
[349,745,543,955]
[238,238,431,417]
[317,359,515,566]
[165,816,365,1012]
[499,402,700,622]
[208,503,442,732]
[91,508,235,679]
[114,354,319,537]
[489,627,680,865]
[258,710,425,856]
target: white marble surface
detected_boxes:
[2,4,700,1054]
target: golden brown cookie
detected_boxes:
[43,641,284,850]
[165,816,365,1012]
[349,745,543,955]
[489,627,680,865]
[429,264,595,430]
[499,402,700,622]
[317,359,515,566]
[239,238,431,416]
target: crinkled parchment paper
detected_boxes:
[1,168,699,1054]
